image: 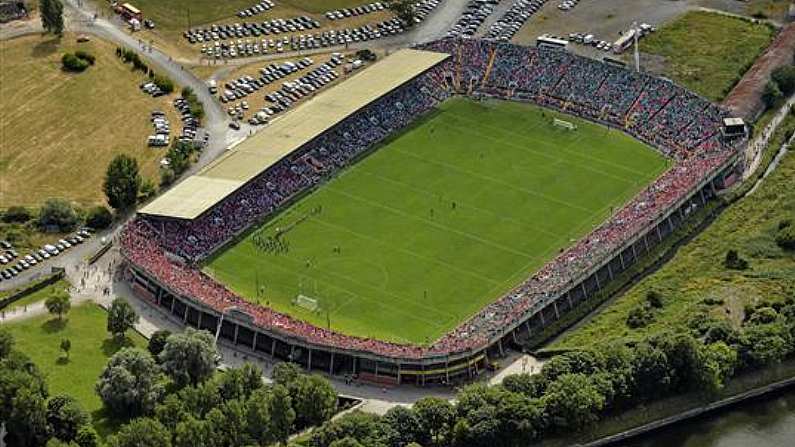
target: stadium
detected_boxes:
[122,38,742,386]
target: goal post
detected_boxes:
[293,294,319,312]
[553,118,576,131]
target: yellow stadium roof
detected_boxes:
[140,48,449,220]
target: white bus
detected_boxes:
[612,29,637,54]
[536,35,568,50]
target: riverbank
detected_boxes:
[546,357,795,446]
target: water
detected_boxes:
[620,388,795,447]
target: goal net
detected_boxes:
[553,118,576,130]
[294,294,319,312]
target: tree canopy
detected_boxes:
[104,154,142,211]
[106,298,139,339]
[159,328,220,388]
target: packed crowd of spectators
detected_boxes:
[122,38,741,360]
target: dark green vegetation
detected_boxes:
[2,300,338,446]
[292,310,795,447]
[3,304,147,439]
[641,11,775,101]
[555,124,795,350]
[207,98,668,345]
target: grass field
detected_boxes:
[0,279,70,312]
[553,117,795,350]
[206,98,669,345]
[4,303,147,436]
[0,33,176,208]
[640,11,774,102]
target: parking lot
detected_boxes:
[215,50,366,124]
[510,0,755,59]
[0,230,93,284]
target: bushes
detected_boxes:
[762,81,782,108]
[181,87,204,122]
[772,65,795,96]
[62,50,95,72]
[775,220,795,250]
[38,198,78,232]
[74,50,95,65]
[626,291,665,328]
[61,53,89,72]
[626,304,655,328]
[160,141,198,187]
[2,206,31,223]
[724,249,749,270]
[117,47,148,73]
[153,75,174,94]
[85,206,112,229]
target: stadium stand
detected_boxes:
[123,38,743,385]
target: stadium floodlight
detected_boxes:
[633,21,640,72]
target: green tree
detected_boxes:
[699,342,738,392]
[386,0,416,26]
[247,386,297,445]
[106,298,139,339]
[631,342,672,400]
[176,379,221,419]
[330,438,365,447]
[147,330,172,359]
[0,328,14,358]
[45,291,71,320]
[414,396,455,447]
[104,154,142,211]
[10,386,50,447]
[217,362,263,402]
[74,426,100,447]
[501,372,547,398]
[46,394,88,443]
[60,338,71,360]
[62,53,90,72]
[738,322,792,367]
[762,80,783,108]
[108,417,172,447]
[159,328,219,387]
[383,405,424,447]
[96,348,164,417]
[288,374,337,429]
[543,373,605,429]
[39,198,78,232]
[39,0,64,36]
[308,411,387,447]
[154,394,189,432]
[174,416,217,447]
[0,351,49,444]
[272,361,303,387]
[207,399,250,447]
[269,384,296,445]
[772,65,795,95]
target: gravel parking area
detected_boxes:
[511,0,758,59]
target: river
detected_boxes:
[620,388,795,447]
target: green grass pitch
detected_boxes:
[205,98,670,345]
